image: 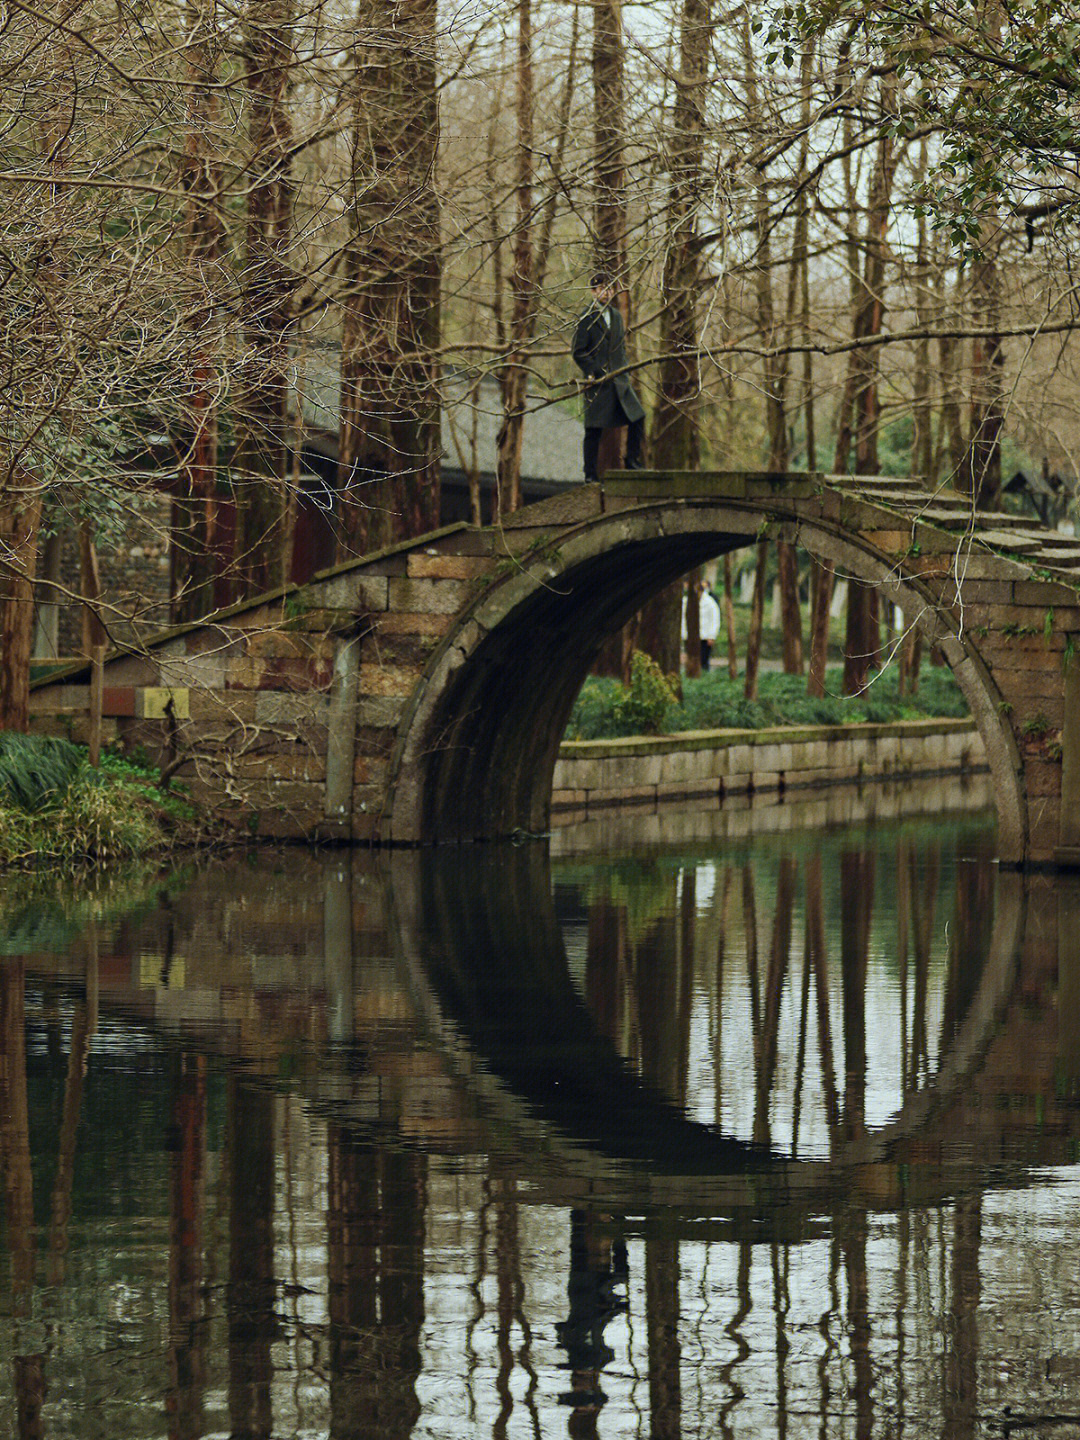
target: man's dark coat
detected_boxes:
[572,302,646,430]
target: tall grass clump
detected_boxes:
[0,733,85,810]
[0,737,194,867]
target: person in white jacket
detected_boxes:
[682,581,722,671]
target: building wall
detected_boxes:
[36,494,174,659]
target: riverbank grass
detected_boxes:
[566,664,968,741]
[0,734,195,866]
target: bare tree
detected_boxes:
[234,0,298,596]
[338,0,442,553]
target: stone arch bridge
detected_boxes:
[30,471,1080,867]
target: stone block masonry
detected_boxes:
[551,719,985,812]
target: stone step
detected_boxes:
[835,482,927,498]
[975,511,1035,528]
[974,530,1037,551]
[1009,532,1080,550]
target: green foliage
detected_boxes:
[0,742,197,869]
[611,651,681,736]
[0,733,85,811]
[762,0,1080,253]
[566,663,969,740]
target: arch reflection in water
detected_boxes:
[4,810,1080,1438]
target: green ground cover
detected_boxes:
[565,663,969,741]
[0,733,197,867]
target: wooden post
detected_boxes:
[88,645,105,767]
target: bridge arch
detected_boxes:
[384,500,1025,857]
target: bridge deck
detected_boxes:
[606,470,1080,581]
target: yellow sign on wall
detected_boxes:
[135,687,190,720]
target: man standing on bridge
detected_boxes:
[572,271,647,482]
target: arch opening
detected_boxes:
[386,504,1024,856]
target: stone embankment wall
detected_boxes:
[551,717,985,813]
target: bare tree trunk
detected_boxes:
[593,0,628,293]
[836,75,900,694]
[723,554,738,679]
[797,49,817,474]
[777,543,803,674]
[965,220,1004,507]
[495,3,577,516]
[235,0,295,596]
[173,0,224,625]
[641,0,716,686]
[776,45,816,677]
[742,13,789,696]
[935,250,967,486]
[339,0,441,555]
[911,137,934,485]
[899,624,923,697]
[650,0,714,473]
[810,49,862,701]
[685,574,702,679]
[744,539,769,701]
[0,493,42,730]
[807,559,834,698]
[496,0,533,518]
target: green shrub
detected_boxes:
[0,740,197,868]
[613,652,680,736]
[566,661,969,740]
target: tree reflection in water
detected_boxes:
[5,806,1080,1438]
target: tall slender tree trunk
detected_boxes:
[495,4,577,516]
[911,137,934,486]
[339,0,441,555]
[496,0,533,518]
[836,75,900,694]
[723,554,738,678]
[593,0,628,295]
[650,0,714,472]
[235,0,296,596]
[744,539,769,701]
[935,251,967,486]
[774,44,816,678]
[962,7,1004,509]
[648,0,716,684]
[173,0,224,625]
[743,13,790,697]
[0,491,42,730]
[806,558,833,698]
[964,220,1004,508]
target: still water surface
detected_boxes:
[3,778,1080,1438]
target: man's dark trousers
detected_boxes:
[584,411,645,483]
